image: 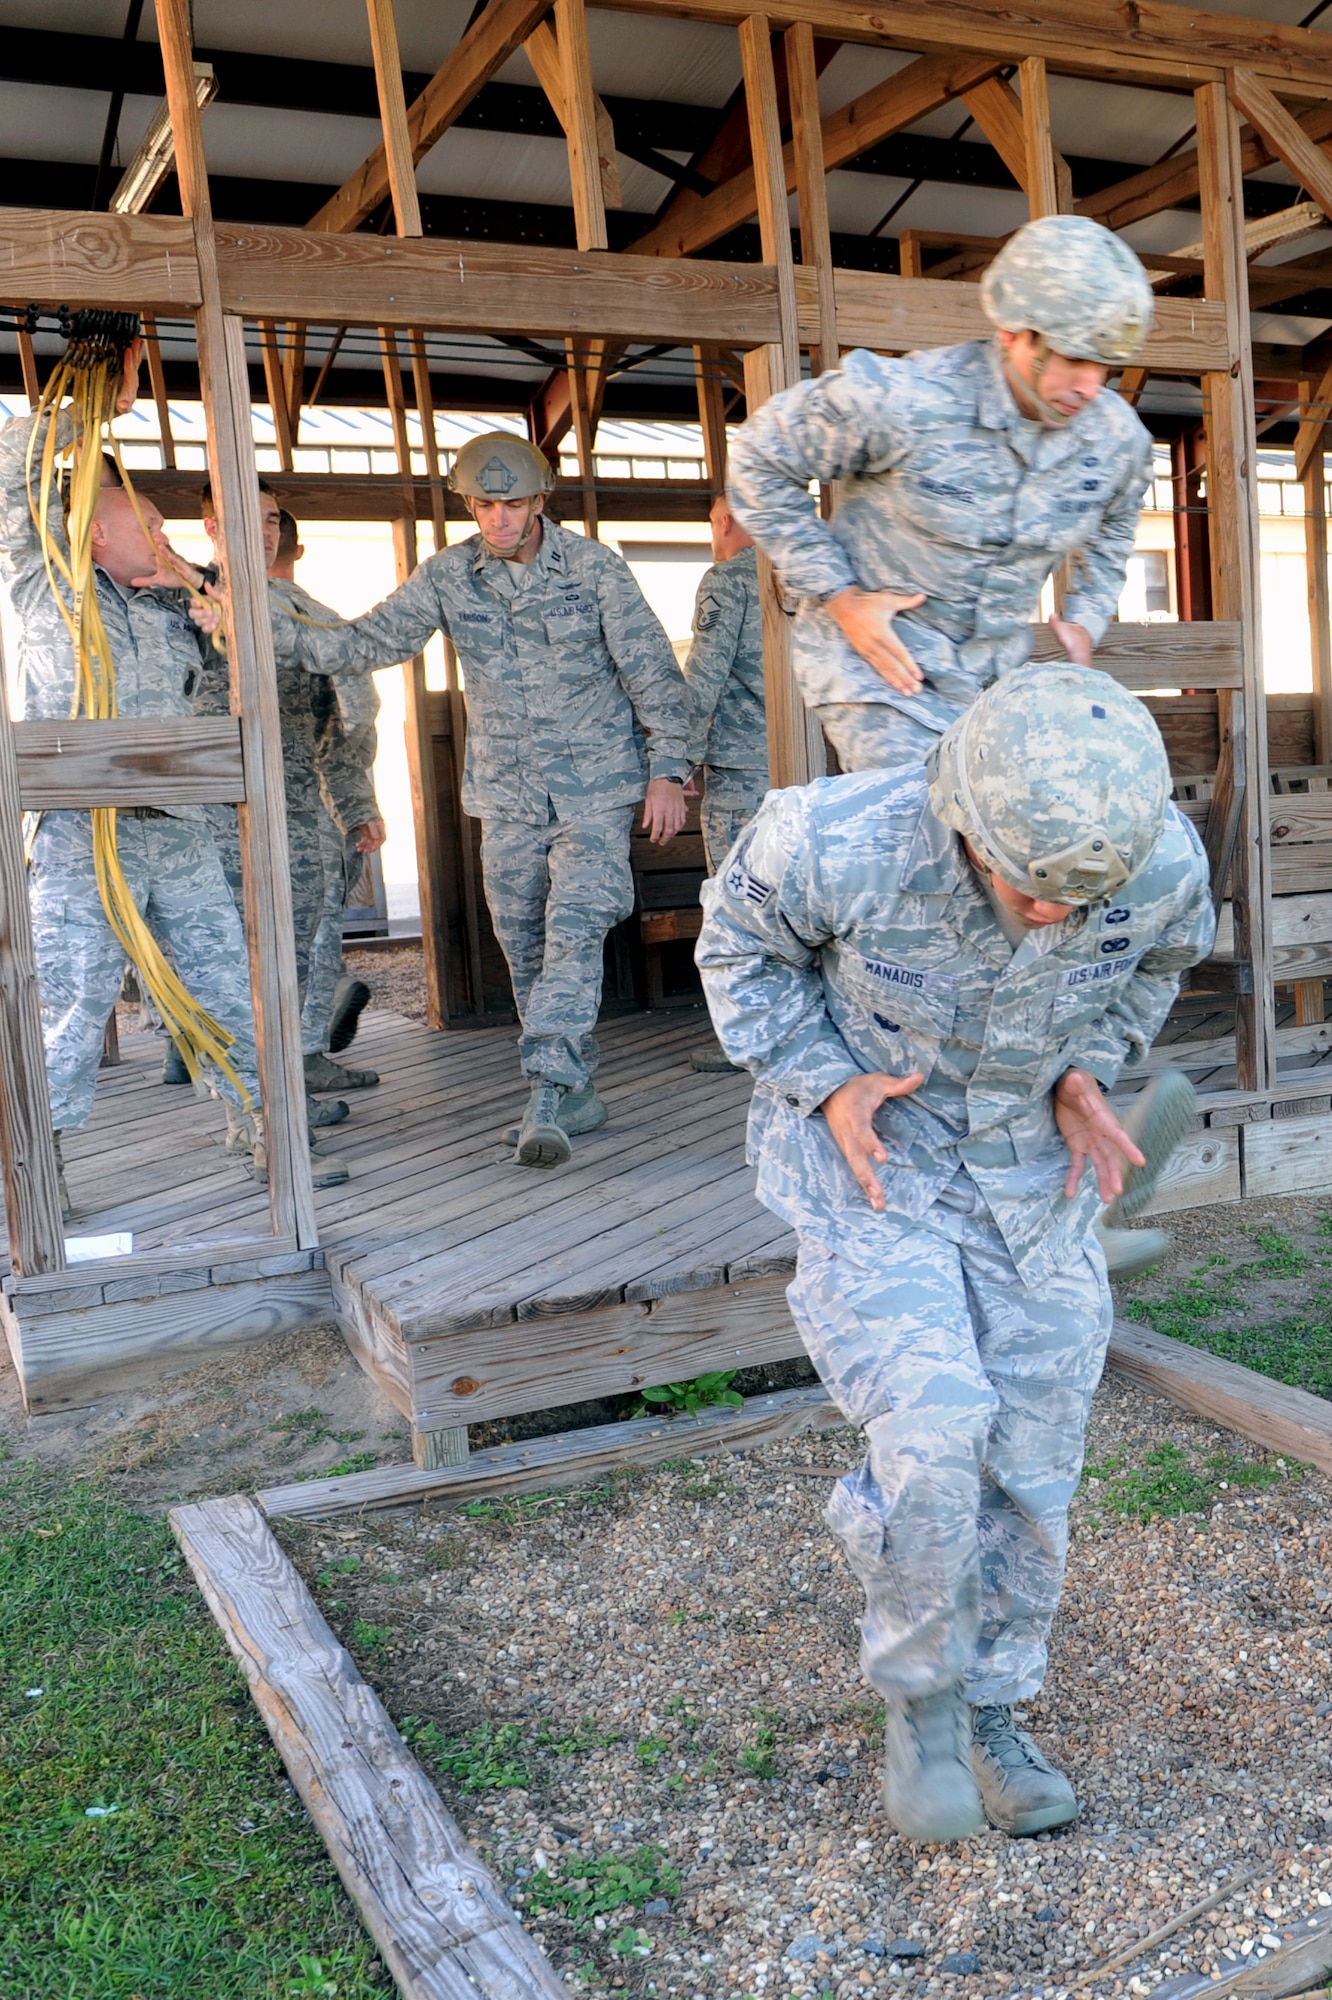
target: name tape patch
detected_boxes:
[860,955,953,996]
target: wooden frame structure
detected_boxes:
[3,0,1332,1427]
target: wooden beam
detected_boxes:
[1018,57,1072,216]
[258,322,293,473]
[307,0,553,236]
[738,15,800,393]
[392,516,451,1034]
[525,16,621,211]
[365,0,423,236]
[565,338,600,537]
[0,206,200,311]
[142,321,176,470]
[16,330,39,408]
[14,718,245,809]
[1197,77,1275,1096]
[1106,1318,1332,1478]
[554,0,607,252]
[1229,67,1332,224]
[593,0,1332,96]
[745,342,825,789]
[0,634,65,1274]
[633,48,1003,261]
[259,1383,841,1519]
[1303,382,1332,775]
[171,1496,567,2000]
[694,345,729,489]
[786,21,837,380]
[1296,357,1332,479]
[158,0,317,1248]
[1118,366,1149,406]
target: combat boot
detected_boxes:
[970,1705,1078,1835]
[328,976,372,1054]
[225,1103,349,1190]
[161,1037,190,1085]
[689,1045,740,1073]
[1097,1225,1170,1280]
[304,1049,378,1092]
[52,1131,72,1224]
[882,1687,984,1843]
[307,1091,349,1129]
[500,1082,607,1148]
[514,1080,572,1168]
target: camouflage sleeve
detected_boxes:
[0,406,72,578]
[682,561,746,766]
[696,788,866,1113]
[1061,433,1154,647]
[1060,820,1216,1086]
[595,551,692,781]
[315,683,379,830]
[725,352,911,600]
[272,561,445,677]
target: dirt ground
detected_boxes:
[6,1134,1332,1999]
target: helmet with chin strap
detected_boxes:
[926,665,1170,904]
[981,214,1153,426]
[449,432,556,500]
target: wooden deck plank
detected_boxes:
[170,1496,565,1999]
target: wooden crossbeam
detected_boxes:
[524,15,621,209]
[13,719,245,809]
[307,0,553,236]
[1228,67,1332,226]
[0,206,200,311]
[632,48,1004,261]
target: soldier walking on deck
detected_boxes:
[696,668,1213,1842]
[275,433,692,1168]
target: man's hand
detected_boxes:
[822,1069,925,1212]
[354,818,387,854]
[184,580,225,637]
[1054,1067,1145,1202]
[826,585,927,695]
[131,530,204,594]
[642,777,687,845]
[1049,616,1093,667]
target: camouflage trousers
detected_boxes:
[205,803,329,1000]
[817,701,941,774]
[28,809,259,1128]
[700,766,769,877]
[481,806,635,1090]
[301,815,357,1056]
[786,1170,1110,1707]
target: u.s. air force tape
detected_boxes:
[724,859,773,908]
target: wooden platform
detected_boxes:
[7,1002,1332,1441]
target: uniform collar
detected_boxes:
[901,792,965,893]
[469,516,563,578]
[980,336,1097,467]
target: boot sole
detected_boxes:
[882,1792,985,1843]
[312,1163,350,1188]
[1097,1225,1171,1280]
[981,1795,1079,1836]
[1103,1072,1197,1226]
[306,1073,379,1092]
[515,1124,572,1168]
[500,1104,608,1147]
[328,980,372,1054]
[688,1048,741,1073]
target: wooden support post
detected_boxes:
[281,328,305,451]
[554,0,608,254]
[565,339,600,538]
[1018,57,1073,216]
[1303,379,1332,767]
[525,17,621,211]
[0,634,65,1275]
[694,345,728,491]
[786,21,837,380]
[391,513,453,1032]
[158,0,317,1246]
[744,346,825,788]
[259,323,294,473]
[738,14,801,393]
[898,230,925,279]
[143,322,176,469]
[1197,77,1275,1094]
[17,331,40,409]
[1172,428,1213,622]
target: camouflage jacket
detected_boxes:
[726,338,1153,734]
[319,658,380,836]
[696,767,1213,1286]
[276,520,690,823]
[0,407,211,821]
[193,577,372,825]
[682,545,769,776]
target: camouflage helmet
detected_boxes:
[926,665,1170,903]
[980,215,1154,365]
[448,432,555,500]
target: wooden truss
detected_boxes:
[0,0,1326,1397]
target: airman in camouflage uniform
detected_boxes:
[276,433,691,1167]
[696,668,1213,1842]
[725,215,1157,773]
[682,496,769,874]
[0,375,261,1208]
[302,666,382,1062]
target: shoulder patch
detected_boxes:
[724,858,773,908]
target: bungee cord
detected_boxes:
[24,309,249,1104]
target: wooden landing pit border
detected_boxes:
[259,1382,846,1521]
[170,1495,566,2000]
[1106,1317,1332,1475]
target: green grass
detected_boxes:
[515,1844,679,1931]
[402,1712,621,1794]
[1125,1235,1332,1400]
[0,1454,391,1999]
[739,1705,781,1780]
[1082,1441,1297,1522]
